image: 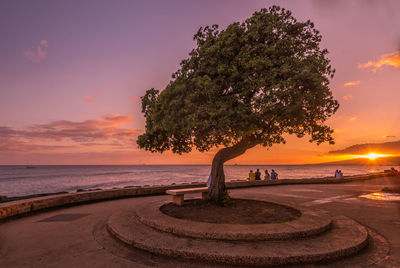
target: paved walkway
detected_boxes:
[1,176,399,267]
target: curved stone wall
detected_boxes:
[0,171,394,220]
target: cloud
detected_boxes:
[0,115,140,152]
[0,138,74,152]
[129,96,141,101]
[342,94,353,101]
[383,135,396,138]
[344,81,360,87]
[358,52,400,72]
[24,40,48,63]
[349,117,357,122]
[80,142,127,147]
[103,114,133,125]
[328,140,400,155]
[84,93,104,103]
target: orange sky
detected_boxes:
[0,1,399,165]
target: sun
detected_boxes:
[365,153,381,160]
[357,152,390,160]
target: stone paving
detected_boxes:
[0,176,399,267]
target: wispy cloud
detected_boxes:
[344,81,360,87]
[84,93,104,103]
[0,138,74,152]
[102,114,133,124]
[342,94,353,101]
[358,52,400,72]
[0,115,140,152]
[383,135,396,138]
[24,40,48,63]
[349,117,357,122]
[129,96,141,101]
[328,140,400,155]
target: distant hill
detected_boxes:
[314,156,400,166]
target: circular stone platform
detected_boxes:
[95,216,388,268]
[105,197,380,266]
[107,209,369,266]
[134,199,333,241]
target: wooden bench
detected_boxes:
[166,187,209,205]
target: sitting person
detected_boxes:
[264,169,270,180]
[248,170,255,181]
[255,169,261,180]
[334,170,340,178]
[270,169,278,180]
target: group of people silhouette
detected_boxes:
[248,169,278,181]
[206,168,279,187]
[334,170,344,178]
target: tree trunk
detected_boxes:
[208,137,260,202]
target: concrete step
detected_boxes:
[135,199,333,241]
[107,210,369,266]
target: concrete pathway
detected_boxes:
[1,176,399,267]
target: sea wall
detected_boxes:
[0,171,396,220]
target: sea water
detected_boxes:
[0,165,395,197]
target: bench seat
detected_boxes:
[166,187,209,205]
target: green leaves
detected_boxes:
[137,5,339,154]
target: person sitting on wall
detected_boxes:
[264,170,270,180]
[335,170,340,178]
[271,169,278,180]
[255,169,261,180]
[248,170,255,181]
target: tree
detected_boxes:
[137,6,339,202]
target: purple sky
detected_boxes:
[1,0,399,165]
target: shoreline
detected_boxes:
[1,170,398,220]
[0,172,378,203]
[1,165,395,198]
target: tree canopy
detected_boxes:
[138,6,338,155]
[137,6,339,200]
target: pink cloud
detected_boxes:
[24,40,48,63]
[83,93,104,103]
[344,81,360,87]
[129,96,141,101]
[103,114,133,125]
[0,138,74,152]
[358,52,400,72]
[342,94,353,101]
[0,115,140,152]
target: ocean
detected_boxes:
[0,165,395,198]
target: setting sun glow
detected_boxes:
[356,152,390,160]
